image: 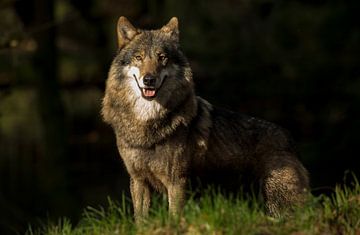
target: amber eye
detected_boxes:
[158,53,167,62]
[135,55,142,61]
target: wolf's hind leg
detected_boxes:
[262,156,309,217]
[130,178,151,222]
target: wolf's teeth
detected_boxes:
[143,89,156,97]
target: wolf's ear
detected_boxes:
[161,17,179,42]
[117,16,138,49]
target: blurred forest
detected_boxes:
[0,0,359,234]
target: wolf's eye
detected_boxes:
[158,54,167,62]
[135,55,142,61]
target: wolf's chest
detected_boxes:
[119,142,190,192]
[120,139,189,173]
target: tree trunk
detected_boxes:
[31,0,74,217]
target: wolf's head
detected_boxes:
[111,16,193,102]
[104,17,196,123]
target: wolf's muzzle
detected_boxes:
[132,73,157,100]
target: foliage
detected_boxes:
[28,178,360,235]
[1,0,360,234]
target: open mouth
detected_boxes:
[133,74,167,100]
[141,88,156,99]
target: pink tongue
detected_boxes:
[143,89,156,97]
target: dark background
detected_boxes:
[0,0,359,234]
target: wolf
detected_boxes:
[101,16,309,220]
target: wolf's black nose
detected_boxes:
[143,75,156,87]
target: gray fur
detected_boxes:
[101,16,309,221]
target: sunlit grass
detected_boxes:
[27,176,360,235]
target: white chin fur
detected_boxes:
[133,97,164,121]
[123,65,165,121]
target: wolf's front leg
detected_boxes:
[130,178,151,222]
[167,179,186,216]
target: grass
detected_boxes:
[27,177,360,235]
